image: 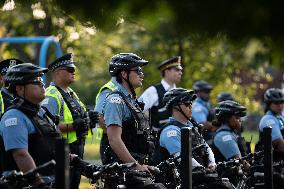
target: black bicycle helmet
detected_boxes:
[217,92,235,102]
[109,53,148,76]
[264,88,284,104]
[193,80,213,92]
[163,88,197,110]
[215,100,246,120]
[5,63,48,85]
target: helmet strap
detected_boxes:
[23,85,27,100]
[174,104,190,121]
[122,70,136,98]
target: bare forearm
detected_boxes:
[98,115,107,131]
[273,139,284,154]
[109,137,136,163]
[58,123,75,132]
[12,149,36,173]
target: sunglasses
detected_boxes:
[201,89,211,93]
[59,67,75,73]
[129,67,143,75]
[183,102,192,107]
[27,78,45,86]
[272,101,284,105]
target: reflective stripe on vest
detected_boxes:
[45,85,86,143]
[94,80,117,139]
[0,92,4,114]
[95,80,117,104]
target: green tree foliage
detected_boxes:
[0,0,282,115]
[49,0,284,40]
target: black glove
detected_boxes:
[73,118,89,133]
[88,110,99,126]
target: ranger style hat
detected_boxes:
[157,56,182,72]
[48,53,76,72]
[0,58,24,75]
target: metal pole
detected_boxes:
[181,127,192,189]
[55,138,70,189]
[263,126,273,189]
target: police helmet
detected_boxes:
[217,92,235,102]
[0,58,24,75]
[109,53,148,76]
[215,100,246,120]
[163,88,197,110]
[5,63,48,85]
[264,88,284,104]
[193,80,213,92]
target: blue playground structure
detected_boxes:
[0,36,63,81]
[0,36,63,68]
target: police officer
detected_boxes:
[258,88,284,161]
[103,53,150,167]
[0,63,60,187]
[103,53,166,189]
[0,58,24,117]
[217,92,235,103]
[139,56,183,130]
[42,53,98,189]
[159,88,216,170]
[94,63,119,164]
[212,100,247,161]
[192,80,216,143]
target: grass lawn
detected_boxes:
[79,134,101,189]
[241,130,259,152]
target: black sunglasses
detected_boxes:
[201,89,211,93]
[272,101,284,105]
[59,67,75,73]
[129,67,143,75]
[27,78,45,86]
[183,102,192,107]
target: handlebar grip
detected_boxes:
[24,160,56,178]
[1,170,23,180]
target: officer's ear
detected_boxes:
[15,85,25,95]
[121,70,128,79]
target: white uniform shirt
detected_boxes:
[139,79,176,112]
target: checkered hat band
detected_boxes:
[51,60,72,71]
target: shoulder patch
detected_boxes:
[110,96,122,104]
[222,135,232,142]
[167,130,177,137]
[41,98,49,105]
[5,118,18,127]
[265,119,276,127]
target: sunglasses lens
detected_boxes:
[137,67,143,75]
[66,68,75,73]
[129,67,143,75]
[60,67,75,73]
[28,78,45,86]
[184,103,192,107]
[273,101,284,105]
